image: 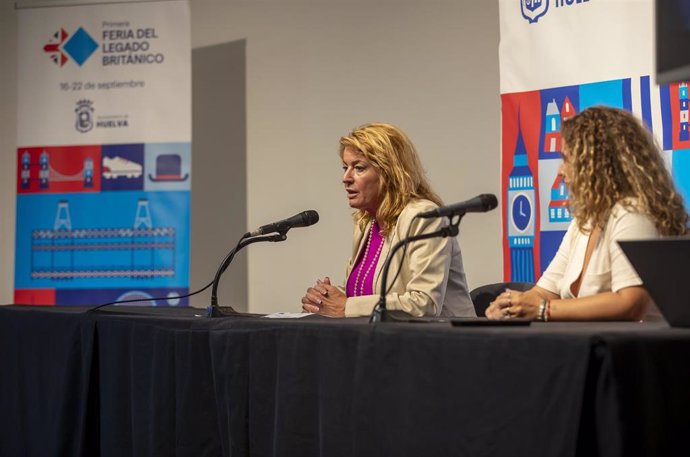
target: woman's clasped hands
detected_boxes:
[301,277,347,317]
[485,288,542,320]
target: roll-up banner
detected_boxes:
[15,0,191,306]
[499,0,688,282]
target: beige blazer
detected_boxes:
[341,199,475,318]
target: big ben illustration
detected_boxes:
[507,115,536,282]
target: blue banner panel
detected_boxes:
[16,190,190,294]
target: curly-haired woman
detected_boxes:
[487,106,688,321]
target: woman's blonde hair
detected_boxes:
[561,106,688,235]
[339,122,442,235]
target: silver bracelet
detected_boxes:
[538,299,547,322]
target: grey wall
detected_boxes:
[191,40,248,310]
[0,0,502,313]
[0,1,17,305]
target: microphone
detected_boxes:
[249,210,319,236]
[209,210,319,317]
[417,194,497,218]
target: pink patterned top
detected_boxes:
[346,221,385,297]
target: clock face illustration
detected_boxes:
[511,194,532,231]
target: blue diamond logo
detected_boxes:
[63,27,98,66]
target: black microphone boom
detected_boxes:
[249,210,319,236]
[210,209,319,315]
[417,194,497,219]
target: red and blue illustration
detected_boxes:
[502,75,690,282]
[15,141,191,306]
[18,145,101,194]
[502,91,541,282]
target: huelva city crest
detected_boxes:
[75,99,94,133]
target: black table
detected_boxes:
[1,305,689,457]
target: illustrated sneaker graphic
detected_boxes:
[103,156,143,179]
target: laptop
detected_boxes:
[619,238,690,327]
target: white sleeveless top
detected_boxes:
[537,203,659,299]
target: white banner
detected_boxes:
[16,0,192,306]
[18,1,190,145]
[500,0,654,93]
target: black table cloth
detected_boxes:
[1,306,689,457]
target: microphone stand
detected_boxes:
[208,232,287,318]
[369,216,462,323]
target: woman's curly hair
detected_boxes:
[339,123,442,235]
[561,106,688,235]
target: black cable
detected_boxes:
[86,279,214,313]
[88,233,250,313]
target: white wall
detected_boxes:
[0,0,502,312]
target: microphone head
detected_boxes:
[300,210,320,227]
[478,194,498,212]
